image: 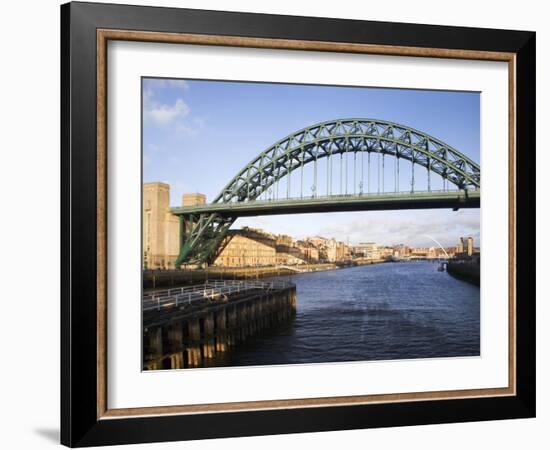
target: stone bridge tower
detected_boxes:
[143,182,179,269]
[143,183,207,269]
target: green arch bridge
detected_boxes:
[171,118,480,266]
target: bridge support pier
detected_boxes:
[202,313,215,359]
[143,327,162,371]
[215,311,227,352]
[237,304,247,342]
[187,319,202,367]
[227,306,237,347]
[165,322,184,370]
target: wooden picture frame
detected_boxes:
[61,1,535,446]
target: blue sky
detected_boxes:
[143,78,480,247]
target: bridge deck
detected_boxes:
[171,190,480,217]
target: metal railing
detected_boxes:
[227,188,470,204]
[143,280,293,312]
[171,189,479,215]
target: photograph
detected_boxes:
[141,78,482,370]
[55,1,536,446]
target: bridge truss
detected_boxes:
[173,118,481,266]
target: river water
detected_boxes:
[206,261,480,367]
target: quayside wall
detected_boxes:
[143,260,388,289]
[447,259,480,286]
[143,265,333,289]
[143,281,296,370]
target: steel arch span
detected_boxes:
[174,118,480,266]
[216,118,480,202]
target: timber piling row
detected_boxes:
[143,281,296,370]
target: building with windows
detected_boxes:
[457,237,465,254]
[142,184,210,269]
[142,182,180,269]
[466,236,474,256]
[391,244,411,260]
[297,240,320,263]
[456,236,476,257]
[213,228,277,267]
[353,242,380,259]
[143,182,352,268]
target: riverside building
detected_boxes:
[143,182,351,269]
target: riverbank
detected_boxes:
[143,259,388,289]
[447,259,480,286]
[143,281,297,370]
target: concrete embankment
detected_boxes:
[144,260,389,289]
[350,258,387,267]
[143,281,296,370]
[447,260,480,286]
[143,264,335,289]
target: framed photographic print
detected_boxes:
[61,1,536,447]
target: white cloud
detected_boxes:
[143,79,189,97]
[316,211,480,247]
[236,209,480,248]
[145,98,190,126]
[142,79,205,135]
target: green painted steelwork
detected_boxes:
[172,190,480,217]
[173,118,481,266]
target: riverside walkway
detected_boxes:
[143,280,296,370]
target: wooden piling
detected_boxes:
[143,327,162,370]
[164,322,184,369]
[203,313,215,358]
[143,284,297,370]
[215,311,227,352]
[187,318,201,367]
